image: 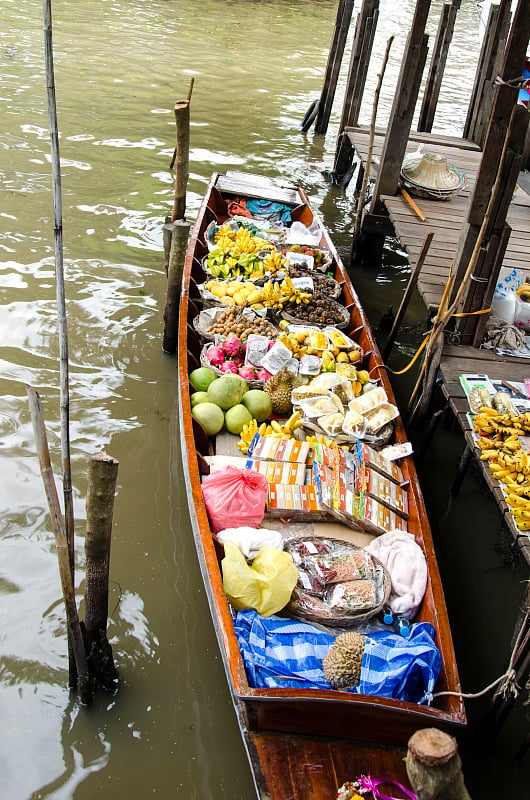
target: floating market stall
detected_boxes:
[177,171,466,800]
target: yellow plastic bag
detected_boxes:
[221,542,298,617]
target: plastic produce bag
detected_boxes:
[222,542,298,617]
[201,466,268,533]
[216,526,284,559]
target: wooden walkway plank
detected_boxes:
[345,126,529,311]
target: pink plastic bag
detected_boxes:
[202,466,268,533]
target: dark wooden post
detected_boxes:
[463,0,512,146]
[369,0,431,210]
[313,0,356,136]
[451,0,530,336]
[406,728,472,800]
[84,451,119,692]
[417,0,461,133]
[163,219,191,353]
[333,0,380,178]
[172,100,190,222]
[27,386,91,704]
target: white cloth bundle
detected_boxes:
[217,527,284,559]
[366,530,427,618]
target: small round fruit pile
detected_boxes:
[189,368,272,437]
[283,296,345,326]
[206,306,278,341]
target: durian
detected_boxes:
[264,368,303,415]
[322,631,365,690]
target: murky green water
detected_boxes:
[1,0,529,797]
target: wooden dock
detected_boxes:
[436,343,530,566]
[345,125,530,312]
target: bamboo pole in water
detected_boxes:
[351,36,393,256]
[42,0,77,689]
[84,452,119,693]
[27,386,91,704]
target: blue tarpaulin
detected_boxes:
[234,609,441,704]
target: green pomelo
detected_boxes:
[191,402,225,436]
[189,367,217,392]
[207,375,247,410]
[224,404,253,435]
[241,389,272,423]
[191,391,209,407]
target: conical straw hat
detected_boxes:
[401,152,465,192]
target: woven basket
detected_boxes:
[284,536,391,627]
[281,299,350,330]
[282,246,333,272]
[200,343,265,389]
[193,306,280,343]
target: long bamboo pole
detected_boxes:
[42,0,76,688]
[351,36,393,253]
[27,386,91,704]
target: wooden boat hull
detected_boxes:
[178,172,466,799]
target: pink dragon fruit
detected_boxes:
[222,333,243,358]
[220,361,238,374]
[207,345,225,368]
[238,366,256,381]
[256,368,272,382]
[231,354,245,368]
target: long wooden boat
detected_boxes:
[177,172,466,799]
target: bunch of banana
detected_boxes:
[475,434,530,530]
[472,408,530,439]
[213,224,273,255]
[236,412,303,454]
[261,277,312,310]
[261,250,285,275]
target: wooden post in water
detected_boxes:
[463,0,511,147]
[351,36,394,257]
[406,728,472,800]
[84,452,119,693]
[163,219,191,353]
[417,0,461,133]
[452,0,530,339]
[171,99,190,222]
[332,0,380,180]
[312,0,356,136]
[369,0,431,211]
[26,386,91,705]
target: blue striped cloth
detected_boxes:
[233,609,441,704]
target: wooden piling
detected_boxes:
[352,36,394,255]
[406,728,472,800]
[369,0,431,210]
[171,100,190,222]
[26,386,91,704]
[463,0,512,147]
[452,0,530,339]
[163,219,191,353]
[417,0,461,133]
[333,0,380,179]
[84,451,119,692]
[313,0,355,136]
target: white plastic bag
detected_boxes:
[217,527,284,559]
